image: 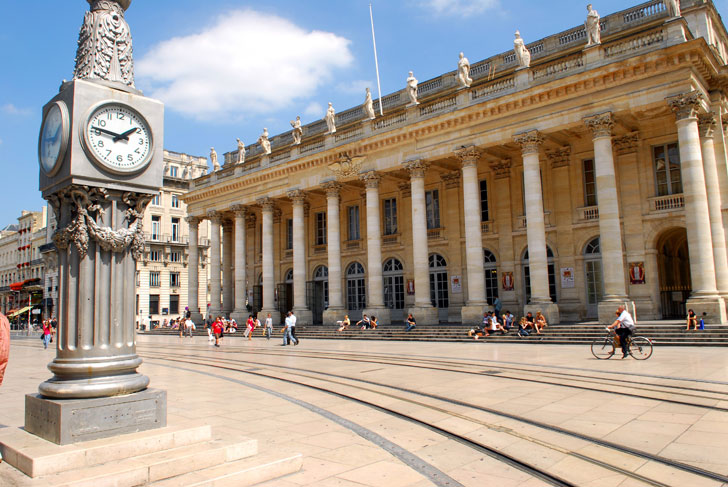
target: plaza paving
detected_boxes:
[1,335,728,486]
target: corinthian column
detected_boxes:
[404,159,439,325]
[258,198,280,325]
[186,216,202,322]
[231,205,247,322]
[455,146,488,324]
[698,113,728,303]
[667,92,726,323]
[360,172,391,325]
[208,211,222,318]
[222,217,234,316]
[514,130,560,323]
[583,113,631,323]
[322,182,344,325]
[288,190,313,324]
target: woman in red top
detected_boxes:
[42,320,52,349]
[212,317,223,347]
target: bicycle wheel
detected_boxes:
[591,338,615,359]
[629,336,653,360]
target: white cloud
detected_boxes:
[136,10,354,120]
[304,102,323,118]
[335,80,374,96]
[1,104,31,116]
[415,0,499,16]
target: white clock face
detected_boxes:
[84,103,153,174]
[38,102,69,176]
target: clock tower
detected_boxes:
[29,0,166,444]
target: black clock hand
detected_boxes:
[92,126,123,139]
[114,127,138,142]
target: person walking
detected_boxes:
[265,313,273,340]
[212,316,223,347]
[244,315,254,339]
[184,317,195,338]
[283,311,298,346]
[289,311,299,345]
[42,319,52,349]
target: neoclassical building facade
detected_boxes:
[184,0,728,325]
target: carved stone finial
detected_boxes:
[75,1,135,87]
[583,112,614,139]
[359,171,381,189]
[454,146,482,168]
[490,159,512,178]
[667,92,704,121]
[698,112,718,139]
[546,147,571,169]
[613,132,640,155]
[287,190,307,205]
[513,130,544,155]
[322,181,343,198]
[257,198,275,213]
[403,159,430,178]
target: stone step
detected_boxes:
[150,451,303,487]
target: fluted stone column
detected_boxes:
[258,198,280,325]
[360,172,391,325]
[231,205,248,323]
[186,216,202,323]
[222,218,234,316]
[583,113,632,323]
[667,92,726,324]
[208,211,222,318]
[404,159,439,325]
[514,131,560,324]
[322,182,345,325]
[698,113,728,303]
[455,147,488,324]
[288,190,313,324]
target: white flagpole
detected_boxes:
[369,3,384,116]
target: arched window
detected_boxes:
[522,246,557,303]
[284,269,294,284]
[483,249,498,305]
[429,254,449,308]
[584,237,603,317]
[347,262,366,310]
[314,266,328,280]
[383,258,404,310]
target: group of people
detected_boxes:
[337,314,379,332]
[205,311,295,347]
[468,310,548,339]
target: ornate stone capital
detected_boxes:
[490,159,512,178]
[441,172,461,189]
[246,213,257,228]
[322,181,343,199]
[206,210,223,224]
[185,216,201,227]
[613,132,640,155]
[667,91,704,121]
[454,146,481,168]
[230,204,247,218]
[403,159,430,179]
[583,112,614,139]
[359,171,381,189]
[257,197,275,213]
[287,190,307,206]
[513,130,544,155]
[546,146,571,169]
[699,112,718,139]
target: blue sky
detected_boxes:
[1,0,726,223]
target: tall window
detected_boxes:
[170,166,178,178]
[171,218,180,242]
[425,190,440,229]
[149,295,159,315]
[150,250,161,262]
[383,199,397,235]
[346,262,366,310]
[383,258,405,310]
[171,195,180,208]
[653,143,682,196]
[286,219,293,250]
[150,271,160,287]
[170,272,180,287]
[429,254,449,308]
[151,216,161,240]
[480,180,489,222]
[583,159,597,206]
[348,206,360,240]
[151,193,161,206]
[484,249,499,305]
[169,295,179,315]
[522,247,558,303]
[169,251,181,263]
[316,212,327,245]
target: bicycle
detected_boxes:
[591,327,653,360]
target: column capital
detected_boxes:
[185,216,201,226]
[454,146,481,168]
[546,146,571,169]
[513,130,544,155]
[230,204,247,217]
[322,180,343,198]
[359,171,381,189]
[403,159,429,178]
[257,197,275,213]
[206,210,223,224]
[490,159,512,178]
[287,189,307,205]
[667,91,705,121]
[698,112,718,138]
[583,112,614,139]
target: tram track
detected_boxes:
[141,348,728,487]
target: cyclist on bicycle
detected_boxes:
[607,305,636,358]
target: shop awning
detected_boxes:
[7,306,32,318]
[9,278,41,292]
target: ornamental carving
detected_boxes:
[613,132,640,155]
[185,216,201,227]
[454,146,482,168]
[359,171,381,189]
[490,159,512,178]
[667,91,704,121]
[398,182,412,197]
[698,113,718,139]
[322,181,343,198]
[513,130,544,155]
[207,210,223,225]
[403,159,430,179]
[546,147,571,169]
[583,112,614,139]
[230,204,247,217]
[74,1,135,87]
[257,197,276,213]
[287,190,307,205]
[328,153,366,180]
[441,172,461,189]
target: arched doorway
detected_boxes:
[583,237,603,319]
[484,249,499,306]
[383,258,405,322]
[429,254,449,322]
[277,269,294,321]
[253,273,263,314]
[657,228,691,318]
[307,266,328,324]
[522,247,557,304]
[347,262,366,320]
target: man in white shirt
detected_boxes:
[608,305,636,358]
[289,311,299,345]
